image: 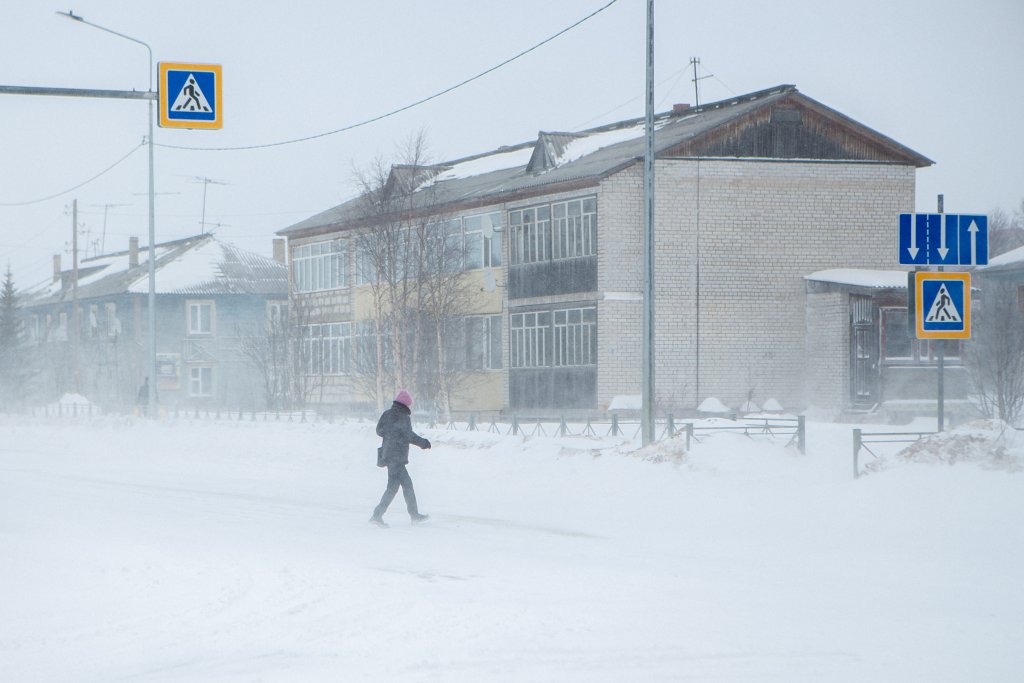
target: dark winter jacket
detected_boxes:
[376,401,430,466]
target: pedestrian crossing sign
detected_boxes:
[158,62,222,129]
[913,271,970,339]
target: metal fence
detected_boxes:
[10,403,805,452]
[852,428,934,479]
[436,413,806,453]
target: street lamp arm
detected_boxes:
[56,11,153,90]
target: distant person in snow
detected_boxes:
[137,377,152,416]
[369,389,431,527]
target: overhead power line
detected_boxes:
[156,0,621,153]
[0,142,145,206]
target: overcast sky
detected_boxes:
[2,0,1022,286]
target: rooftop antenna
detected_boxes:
[89,203,130,254]
[689,57,711,108]
[190,176,229,234]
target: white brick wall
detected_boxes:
[598,158,915,412]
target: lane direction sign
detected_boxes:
[913,271,971,339]
[898,213,988,265]
[158,62,222,129]
[899,213,928,265]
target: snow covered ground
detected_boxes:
[1,414,1021,682]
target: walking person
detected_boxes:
[136,377,151,416]
[370,389,431,527]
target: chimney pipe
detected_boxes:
[273,238,286,264]
[53,254,61,283]
[129,236,139,268]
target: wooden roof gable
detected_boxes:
[663,90,933,167]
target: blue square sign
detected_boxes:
[158,62,222,129]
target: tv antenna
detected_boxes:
[190,176,229,234]
[689,57,712,108]
[89,202,131,254]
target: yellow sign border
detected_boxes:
[158,62,222,130]
[914,271,971,339]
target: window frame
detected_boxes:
[553,306,597,367]
[187,300,215,337]
[291,239,348,293]
[510,311,551,368]
[300,322,352,376]
[189,365,214,397]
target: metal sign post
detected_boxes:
[899,196,984,431]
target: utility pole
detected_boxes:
[71,199,81,394]
[642,0,656,445]
[937,194,945,432]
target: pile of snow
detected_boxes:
[866,419,1024,473]
[47,393,101,414]
[697,396,731,413]
[762,398,784,412]
[607,394,641,411]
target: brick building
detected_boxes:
[24,234,289,411]
[278,85,932,416]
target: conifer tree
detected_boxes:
[0,267,29,403]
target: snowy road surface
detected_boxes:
[1,417,1021,681]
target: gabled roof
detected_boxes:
[977,243,1024,274]
[279,84,933,238]
[25,234,287,307]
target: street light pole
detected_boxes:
[641,0,656,446]
[58,11,158,417]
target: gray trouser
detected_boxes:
[373,463,419,518]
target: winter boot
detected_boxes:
[368,515,389,528]
[411,513,430,525]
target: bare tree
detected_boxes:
[988,198,1024,257]
[965,279,1024,425]
[237,303,291,410]
[349,130,477,415]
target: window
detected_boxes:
[509,206,551,265]
[881,308,912,360]
[510,311,550,368]
[510,197,596,265]
[88,305,99,337]
[553,307,597,366]
[189,366,213,396]
[465,315,503,370]
[292,239,348,292]
[881,307,960,362]
[552,198,597,260]
[301,322,351,375]
[353,320,379,372]
[105,302,120,337]
[188,301,214,336]
[463,212,502,269]
[266,300,288,326]
[354,244,377,285]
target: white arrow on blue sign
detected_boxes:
[898,213,988,266]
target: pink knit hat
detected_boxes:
[394,389,413,407]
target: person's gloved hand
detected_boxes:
[422,439,432,450]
